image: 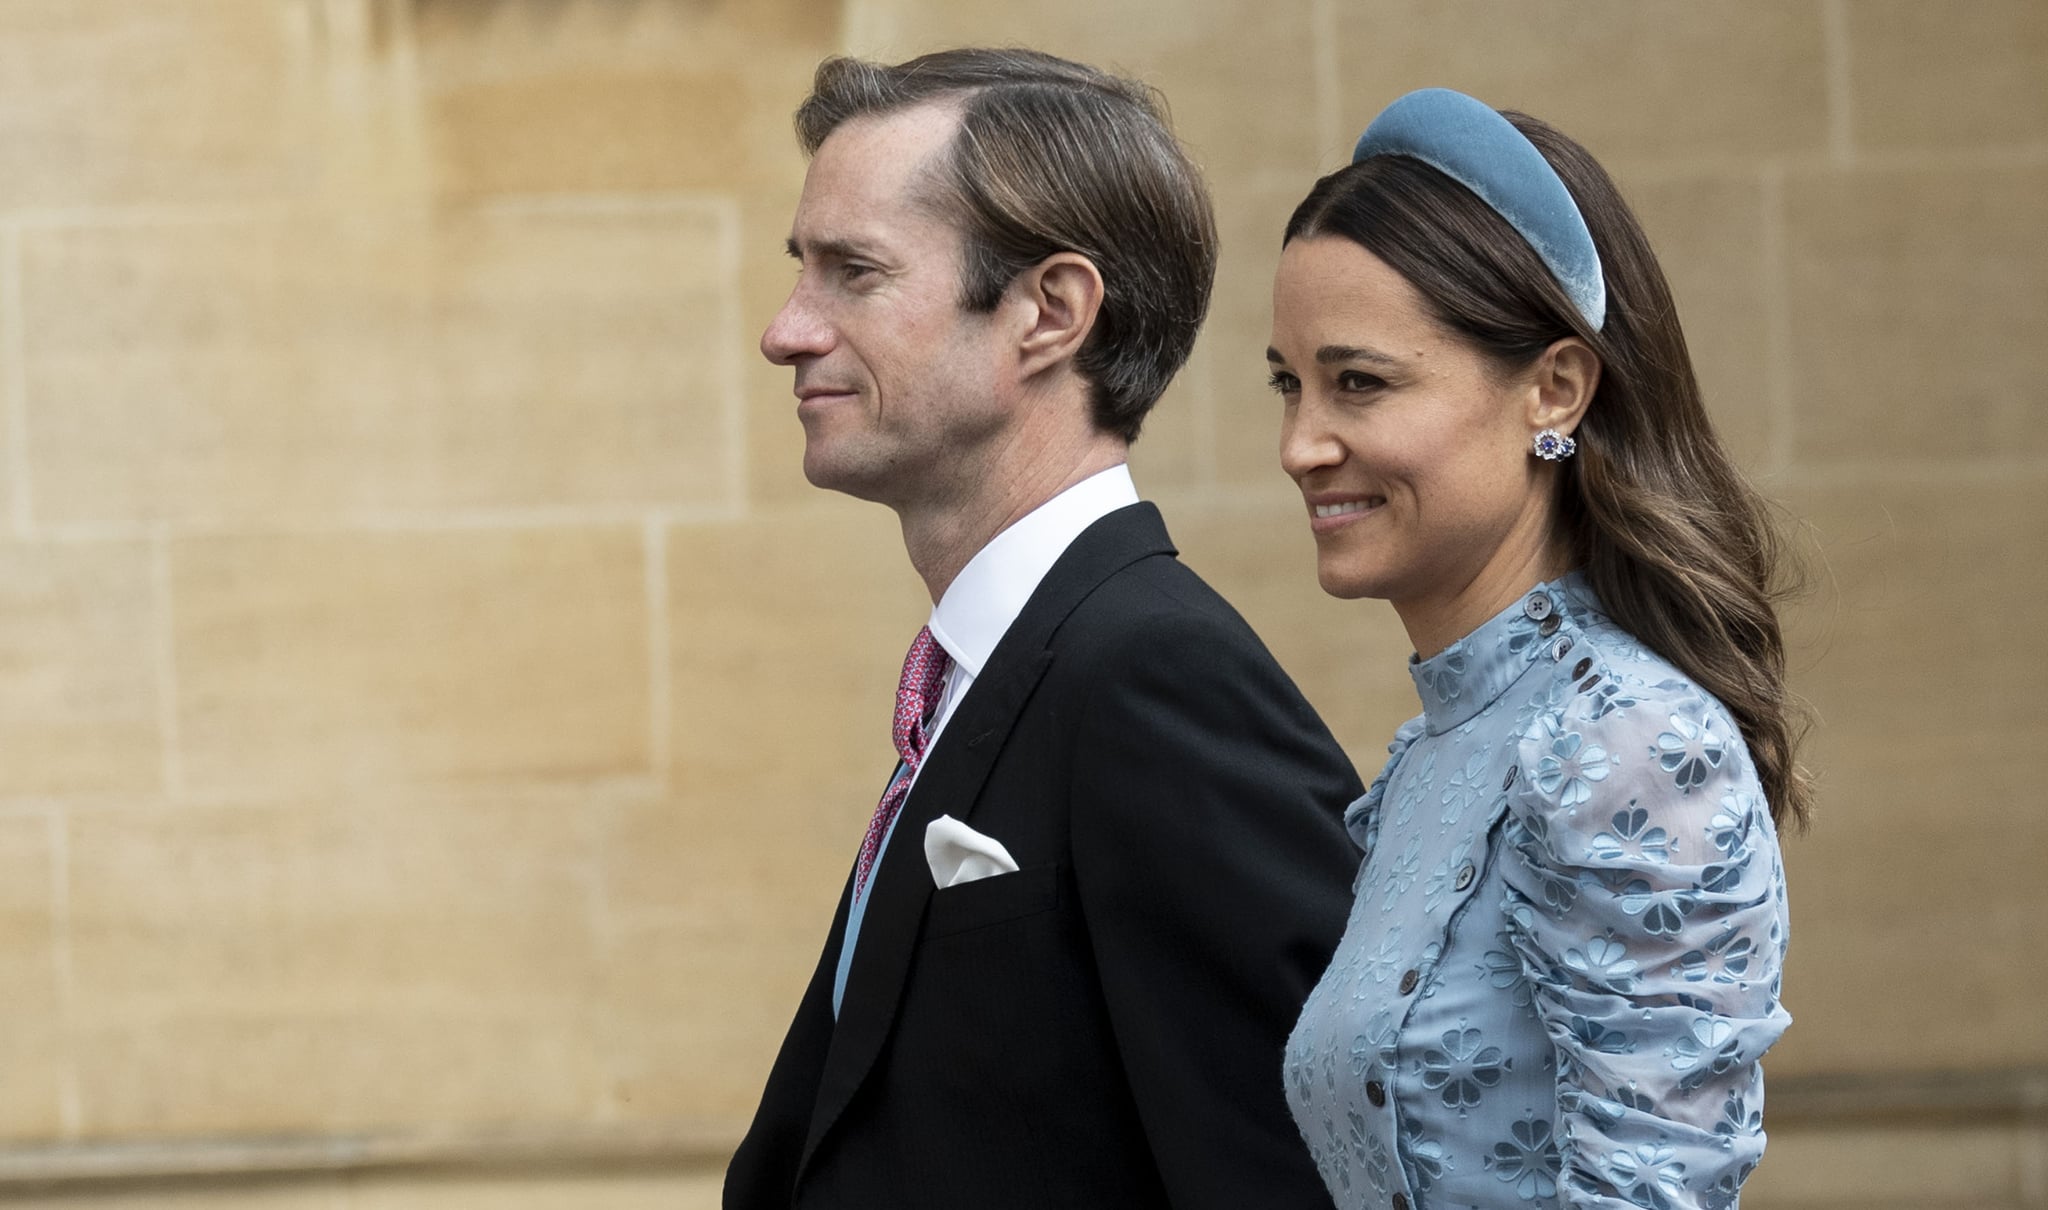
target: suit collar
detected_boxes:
[797,502,1176,1181]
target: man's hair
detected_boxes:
[794,48,1217,443]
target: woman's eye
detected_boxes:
[1338,371,1385,392]
[1267,372,1299,396]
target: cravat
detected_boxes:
[854,626,953,896]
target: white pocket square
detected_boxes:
[924,815,1020,888]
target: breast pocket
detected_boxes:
[924,863,1062,939]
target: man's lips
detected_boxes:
[794,387,859,415]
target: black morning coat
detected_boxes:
[724,502,1365,1209]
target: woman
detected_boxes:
[1273,89,1808,1210]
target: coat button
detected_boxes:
[1454,862,1475,891]
[1502,765,1519,791]
[1523,593,1554,621]
[1398,968,1420,995]
[1393,1194,1410,1210]
[1366,1079,1386,1107]
[1572,657,1593,679]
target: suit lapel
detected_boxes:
[796,503,1177,1179]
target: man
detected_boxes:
[727,48,1363,1209]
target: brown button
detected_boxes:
[1398,968,1420,995]
[1580,674,1601,693]
[1572,657,1593,679]
[1502,765,1519,791]
[1454,862,1475,891]
[1538,613,1562,636]
[1392,1194,1410,1210]
[1366,1079,1386,1107]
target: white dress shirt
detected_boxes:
[832,464,1141,1016]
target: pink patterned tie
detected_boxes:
[854,626,953,896]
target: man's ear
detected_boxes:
[1013,253,1105,380]
[1524,336,1601,436]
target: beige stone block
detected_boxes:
[597,805,849,1124]
[415,0,837,198]
[1785,165,2048,463]
[1781,477,2048,741]
[1770,478,2047,1075]
[1333,0,1828,164]
[844,0,1323,177]
[667,509,930,840]
[65,793,610,1136]
[348,1169,724,1210]
[1625,172,1776,471]
[0,813,63,1141]
[1770,728,2048,1077]
[0,541,160,797]
[173,528,649,793]
[21,204,736,525]
[1166,493,1419,775]
[0,1,317,211]
[1742,1122,2031,1209]
[1847,0,2048,152]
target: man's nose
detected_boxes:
[761,287,831,366]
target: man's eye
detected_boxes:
[841,262,877,283]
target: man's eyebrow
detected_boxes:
[785,236,878,262]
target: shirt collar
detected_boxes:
[927,465,1140,678]
[1408,571,1598,734]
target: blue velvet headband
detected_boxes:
[1351,88,1606,330]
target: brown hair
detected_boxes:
[1284,113,1812,830]
[794,48,1217,442]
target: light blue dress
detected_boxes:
[1285,573,1790,1210]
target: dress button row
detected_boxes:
[1393,1193,1411,1210]
[1551,635,1575,661]
[1538,612,1563,637]
[1366,1079,1387,1107]
[1523,592,1554,622]
[1398,968,1420,995]
[1502,765,1519,791]
[1454,862,1476,891]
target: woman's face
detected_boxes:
[1268,235,1561,615]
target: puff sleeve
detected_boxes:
[1497,679,1791,1210]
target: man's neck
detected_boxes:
[900,438,1127,603]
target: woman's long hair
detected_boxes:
[1285,112,1812,830]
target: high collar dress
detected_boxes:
[1285,574,1791,1210]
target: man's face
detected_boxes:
[762,103,1012,508]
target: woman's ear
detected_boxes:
[1525,336,1601,435]
[1013,252,1106,380]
